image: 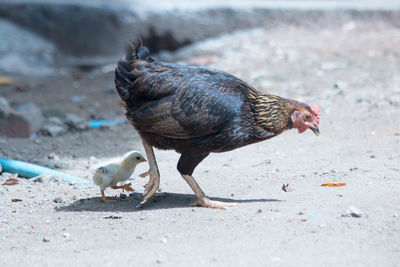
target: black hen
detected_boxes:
[115,41,320,209]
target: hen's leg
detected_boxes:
[178,154,238,210]
[140,139,160,205]
[101,190,116,203]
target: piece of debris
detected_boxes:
[11,198,22,202]
[15,84,28,92]
[257,209,262,213]
[342,206,363,218]
[0,76,13,86]
[321,182,346,187]
[395,131,400,136]
[2,178,19,186]
[252,159,272,167]
[297,212,305,215]
[282,184,294,192]
[42,237,50,243]
[103,215,122,220]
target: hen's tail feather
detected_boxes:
[116,37,155,102]
[115,61,135,102]
[125,36,155,64]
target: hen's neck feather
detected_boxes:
[248,90,297,134]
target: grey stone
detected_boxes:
[342,206,364,218]
[40,124,67,137]
[32,173,52,183]
[64,113,89,131]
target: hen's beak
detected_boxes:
[141,158,147,163]
[310,124,319,136]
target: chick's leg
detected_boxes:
[101,190,116,203]
[111,184,134,192]
[140,140,160,205]
[178,154,238,210]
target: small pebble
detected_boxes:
[42,237,50,243]
[63,232,71,238]
[53,197,63,203]
[342,206,363,218]
[282,184,294,192]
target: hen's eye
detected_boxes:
[136,156,141,160]
[303,114,310,120]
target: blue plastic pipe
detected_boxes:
[0,158,88,185]
[89,120,121,128]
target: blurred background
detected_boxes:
[0,0,399,155]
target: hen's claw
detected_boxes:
[139,171,150,178]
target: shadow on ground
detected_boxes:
[56,192,282,212]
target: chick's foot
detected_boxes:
[101,190,116,203]
[111,184,134,192]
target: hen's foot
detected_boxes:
[140,171,160,205]
[180,174,238,210]
[192,198,238,210]
[138,140,161,207]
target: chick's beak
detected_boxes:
[140,158,147,163]
[310,124,319,136]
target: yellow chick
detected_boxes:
[93,151,146,203]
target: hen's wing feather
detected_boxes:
[126,63,249,139]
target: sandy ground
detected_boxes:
[1,23,400,266]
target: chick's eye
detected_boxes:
[136,156,141,160]
[303,114,310,120]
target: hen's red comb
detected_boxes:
[311,104,321,124]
